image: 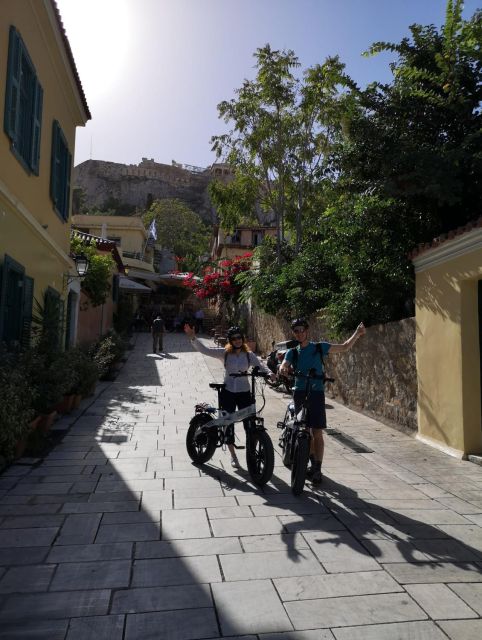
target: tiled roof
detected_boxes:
[71,230,125,272]
[410,216,482,260]
[51,1,91,120]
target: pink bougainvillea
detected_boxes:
[183,253,252,302]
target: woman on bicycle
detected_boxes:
[184,323,274,467]
[279,318,366,484]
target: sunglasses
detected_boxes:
[292,327,307,334]
[231,335,243,340]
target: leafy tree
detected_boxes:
[143,199,211,273]
[210,45,352,259]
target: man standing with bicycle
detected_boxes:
[279,318,366,484]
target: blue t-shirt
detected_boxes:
[284,341,331,391]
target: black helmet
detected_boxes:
[290,317,309,330]
[227,326,244,340]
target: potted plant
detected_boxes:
[92,330,127,381]
[68,346,99,400]
[0,348,36,461]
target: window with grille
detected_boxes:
[50,120,72,221]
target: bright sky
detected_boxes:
[56,0,480,169]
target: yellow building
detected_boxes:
[412,219,482,458]
[72,214,155,277]
[0,1,90,346]
[210,225,277,261]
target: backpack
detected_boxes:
[290,342,325,374]
[224,350,251,368]
[152,318,163,332]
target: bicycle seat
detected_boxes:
[209,383,226,390]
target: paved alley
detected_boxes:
[1,332,482,640]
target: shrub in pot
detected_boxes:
[68,346,99,397]
[0,348,36,461]
[92,330,127,380]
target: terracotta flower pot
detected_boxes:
[72,394,82,409]
[29,415,42,431]
[15,437,28,459]
[38,410,57,434]
[55,394,75,415]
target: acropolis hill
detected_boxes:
[73,158,233,222]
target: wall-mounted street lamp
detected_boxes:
[64,253,90,285]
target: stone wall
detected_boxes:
[251,309,417,433]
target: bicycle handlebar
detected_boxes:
[230,367,270,379]
[294,369,324,380]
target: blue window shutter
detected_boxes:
[31,81,43,174]
[4,26,21,144]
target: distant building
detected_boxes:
[210,225,277,261]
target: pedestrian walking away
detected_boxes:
[184,322,275,467]
[151,314,165,354]
[279,317,366,484]
[194,308,205,333]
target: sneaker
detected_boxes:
[305,456,316,479]
[311,462,323,484]
[231,457,240,468]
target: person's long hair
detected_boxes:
[225,338,250,354]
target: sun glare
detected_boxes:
[56,0,132,106]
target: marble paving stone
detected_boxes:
[55,513,102,545]
[384,562,482,583]
[251,502,328,517]
[0,504,65,516]
[0,527,58,548]
[161,509,211,539]
[0,565,55,593]
[302,530,381,573]
[124,608,219,640]
[132,556,221,587]
[447,582,482,615]
[412,538,481,562]
[60,501,139,514]
[389,509,471,525]
[95,522,161,544]
[359,539,430,563]
[111,583,212,613]
[0,515,65,529]
[405,583,478,619]
[174,496,237,509]
[0,547,49,567]
[259,632,334,640]
[135,537,241,559]
[212,579,293,636]
[274,570,402,601]
[102,511,159,525]
[8,483,73,495]
[240,533,309,553]
[278,515,346,533]
[220,549,323,581]
[47,542,132,563]
[332,621,448,640]
[0,589,111,621]
[66,614,125,640]
[438,620,482,640]
[206,506,253,519]
[285,592,427,629]
[0,619,69,639]
[50,560,131,591]
[211,516,283,537]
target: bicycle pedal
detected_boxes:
[276,422,285,429]
[233,444,246,450]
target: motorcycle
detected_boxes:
[266,339,298,394]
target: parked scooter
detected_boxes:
[266,339,298,394]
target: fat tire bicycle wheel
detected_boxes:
[186,414,217,464]
[246,430,274,486]
[291,435,310,495]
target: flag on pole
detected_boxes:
[148,219,157,241]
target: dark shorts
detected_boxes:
[293,390,326,429]
[220,389,252,445]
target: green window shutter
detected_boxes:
[112,274,119,303]
[65,150,72,220]
[44,287,62,350]
[31,81,43,175]
[0,255,25,344]
[50,120,60,210]
[21,275,34,348]
[4,26,21,144]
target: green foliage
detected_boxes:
[71,234,115,307]
[143,199,211,272]
[113,294,134,335]
[67,346,99,396]
[91,330,127,380]
[221,2,481,332]
[0,348,36,462]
